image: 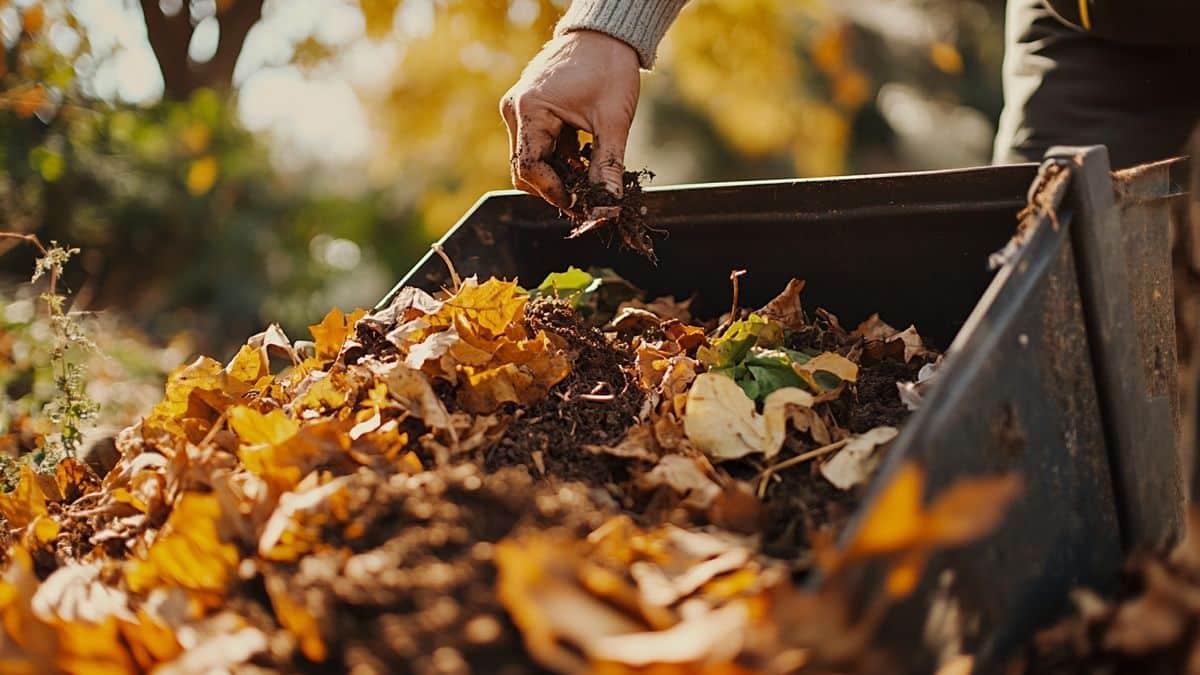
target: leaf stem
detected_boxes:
[755,438,849,498]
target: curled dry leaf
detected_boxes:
[684,373,814,461]
[618,294,695,324]
[756,278,807,330]
[820,427,900,490]
[636,454,723,509]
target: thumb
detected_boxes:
[588,123,630,199]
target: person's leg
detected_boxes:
[994,0,1200,168]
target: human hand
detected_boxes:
[500,30,640,209]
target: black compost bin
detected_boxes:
[382,146,1188,672]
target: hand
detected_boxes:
[500,30,640,208]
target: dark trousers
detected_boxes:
[993,0,1200,168]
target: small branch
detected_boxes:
[756,438,849,498]
[0,231,54,296]
[431,242,462,291]
[728,269,747,325]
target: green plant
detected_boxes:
[0,233,97,475]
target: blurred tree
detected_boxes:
[0,0,1004,354]
[139,0,264,99]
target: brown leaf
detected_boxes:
[756,278,807,329]
[636,455,722,509]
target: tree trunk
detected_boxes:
[138,0,265,100]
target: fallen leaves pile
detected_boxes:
[0,267,1022,673]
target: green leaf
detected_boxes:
[698,314,785,369]
[531,266,602,309]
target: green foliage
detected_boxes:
[0,238,96,481]
[698,314,786,370]
[531,267,602,309]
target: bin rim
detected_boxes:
[469,161,1043,202]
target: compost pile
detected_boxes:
[0,267,1022,674]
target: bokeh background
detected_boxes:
[1,0,1007,441]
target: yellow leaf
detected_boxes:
[186,155,219,196]
[925,473,1024,547]
[53,459,96,502]
[432,277,527,337]
[225,344,267,386]
[837,463,1022,598]
[125,493,239,597]
[31,515,59,545]
[795,352,858,383]
[292,373,349,413]
[845,462,924,557]
[0,464,48,529]
[308,307,366,361]
[146,356,233,438]
[118,610,182,669]
[228,406,299,447]
[457,333,570,413]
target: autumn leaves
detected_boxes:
[0,267,1023,673]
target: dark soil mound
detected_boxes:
[486,298,644,489]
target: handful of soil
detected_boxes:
[550,128,659,261]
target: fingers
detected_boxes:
[588,121,630,199]
[499,92,535,195]
[512,104,569,208]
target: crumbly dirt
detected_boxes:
[842,358,925,433]
[484,297,645,489]
[549,129,659,262]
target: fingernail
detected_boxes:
[599,164,623,197]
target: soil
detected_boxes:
[548,129,659,262]
[484,297,645,489]
[842,358,925,433]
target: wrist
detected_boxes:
[555,0,688,69]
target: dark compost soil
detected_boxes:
[485,297,645,489]
[548,129,659,262]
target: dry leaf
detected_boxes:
[0,464,48,529]
[684,373,814,460]
[820,427,899,490]
[32,562,135,623]
[587,423,661,462]
[833,463,1022,597]
[309,307,368,362]
[636,454,723,509]
[125,492,240,598]
[756,278,807,329]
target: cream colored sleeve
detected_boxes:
[555,0,689,68]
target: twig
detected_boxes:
[0,232,54,295]
[755,438,849,498]
[431,242,462,292]
[198,410,229,448]
[728,269,747,325]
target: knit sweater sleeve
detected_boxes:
[555,0,689,69]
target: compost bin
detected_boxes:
[383,146,1189,672]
